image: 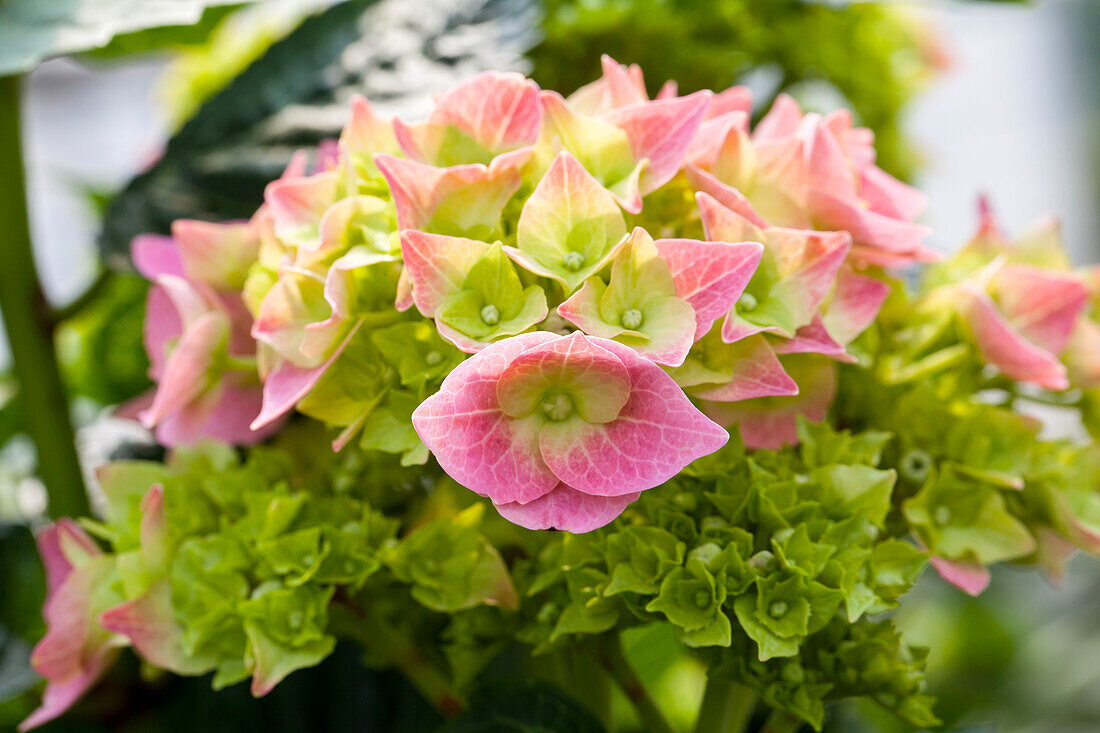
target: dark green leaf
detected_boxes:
[439,679,606,733]
[0,0,250,75]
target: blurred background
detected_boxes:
[0,0,1097,730]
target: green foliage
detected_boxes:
[98,0,379,264]
[440,679,605,733]
[515,426,935,729]
[0,0,250,75]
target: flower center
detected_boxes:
[934,506,952,526]
[621,308,644,330]
[737,293,758,311]
[480,304,500,325]
[900,449,932,483]
[541,393,574,421]
[694,590,711,609]
[563,251,586,272]
[425,350,443,366]
[768,601,789,619]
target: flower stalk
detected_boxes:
[596,634,677,733]
[0,74,89,518]
[694,677,758,733]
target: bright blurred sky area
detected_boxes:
[0,0,1097,366]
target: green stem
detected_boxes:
[596,634,676,733]
[760,710,803,733]
[693,677,757,733]
[0,75,89,519]
[565,645,613,730]
[330,595,464,717]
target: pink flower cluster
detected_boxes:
[125,58,923,532]
[933,202,1097,391]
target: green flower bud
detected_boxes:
[737,292,758,311]
[563,251,586,271]
[780,661,805,684]
[542,393,574,421]
[672,492,698,512]
[479,304,500,325]
[933,506,951,526]
[769,601,789,618]
[621,308,644,330]
[425,350,443,366]
[900,449,933,484]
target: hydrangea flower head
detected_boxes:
[121,59,919,530]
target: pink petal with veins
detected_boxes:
[654,237,763,340]
[992,264,1088,356]
[400,231,492,317]
[396,72,541,163]
[686,166,768,228]
[375,154,520,234]
[822,270,891,348]
[689,336,799,402]
[170,219,258,289]
[536,337,728,496]
[263,171,340,245]
[753,94,804,140]
[604,91,711,195]
[959,284,1069,390]
[860,165,926,222]
[807,188,931,263]
[569,55,649,114]
[704,358,836,449]
[495,484,641,533]
[412,332,561,504]
[139,312,229,430]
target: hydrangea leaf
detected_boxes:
[357,390,431,467]
[239,584,336,696]
[386,505,519,613]
[371,321,462,391]
[903,467,1036,566]
[604,526,686,596]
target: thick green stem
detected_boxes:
[559,645,612,729]
[330,596,464,717]
[760,709,803,733]
[694,677,757,733]
[0,75,89,519]
[596,634,676,733]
